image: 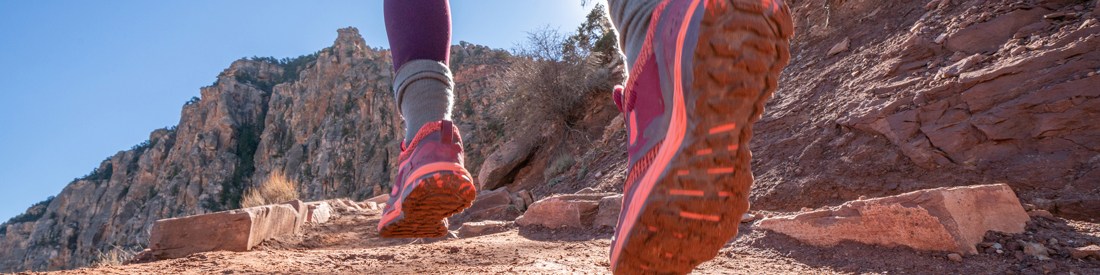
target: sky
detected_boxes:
[0,1,605,222]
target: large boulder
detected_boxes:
[140,204,300,260]
[452,187,516,223]
[755,184,1030,255]
[516,193,613,228]
[478,139,535,191]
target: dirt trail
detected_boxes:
[18,206,1099,275]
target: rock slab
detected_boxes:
[306,201,333,224]
[142,204,300,260]
[516,193,610,228]
[755,184,1029,255]
[457,221,511,238]
[595,194,623,228]
[1069,245,1100,260]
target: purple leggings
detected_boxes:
[385,0,451,72]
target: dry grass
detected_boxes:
[240,170,299,208]
[90,245,137,267]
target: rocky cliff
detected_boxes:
[0,27,526,272]
[748,0,1100,219]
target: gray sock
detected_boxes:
[393,59,454,145]
[607,0,663,67]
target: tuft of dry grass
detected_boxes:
[91,245,137,267]
[240,170,299,208]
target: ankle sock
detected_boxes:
[393,59,454,145]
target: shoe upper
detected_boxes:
[381,120,465,218]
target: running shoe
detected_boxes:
[609,0,792,273]
[378,120,476,238]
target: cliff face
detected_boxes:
[0,27,518,272]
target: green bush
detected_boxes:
[3,196,55,225]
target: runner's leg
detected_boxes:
[384,0,454,144]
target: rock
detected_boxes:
[949,52,966,62]
[937,54,983,78]
[741,213,758,223]
[510,193,527,212]
[595,194,624,228]
[516,194,605,228]
[934,33,947,44]
[828,38,850,56]
[1021,241,1052,260]
[1069,245,1100,259]
[143,204,300,260]
[577,187,599,194]
[946,8,1051,54]
[948,253,963,262]
[1044,11,1077,20]
[454,188,514,223]
[341,199,362,211]
[278,200,308,233]
[924,0,939,10]
[365,201,379,211]
[306,202,333,224]
[516,190,534,207]
[1014,21,1051,39]
[755,184,1030,255]
[366,194,390,204]
[478,139,535,191]
[1027,209,1054,218]
[457,221,511,238]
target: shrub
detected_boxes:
[184,96,200,106]
[240,170,300,208]
[544,154,577,180]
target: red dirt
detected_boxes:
[17,207,1099,275]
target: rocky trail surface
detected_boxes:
[13,197,1100,275]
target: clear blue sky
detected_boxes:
[0,1,603,222]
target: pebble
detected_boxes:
[993,243,1003,249]
[1088,72,1097,77]
[741,213,756,223]
[948,253,963,262]
[1021,241,1052,261]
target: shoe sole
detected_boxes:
[612,0,792,274]
[378,172,476,238]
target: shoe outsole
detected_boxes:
[612,0,792,274]
[378,172,476,238]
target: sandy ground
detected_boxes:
[15,206,1098,275]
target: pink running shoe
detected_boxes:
[378,120,476,238]
[609,0,792,273]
